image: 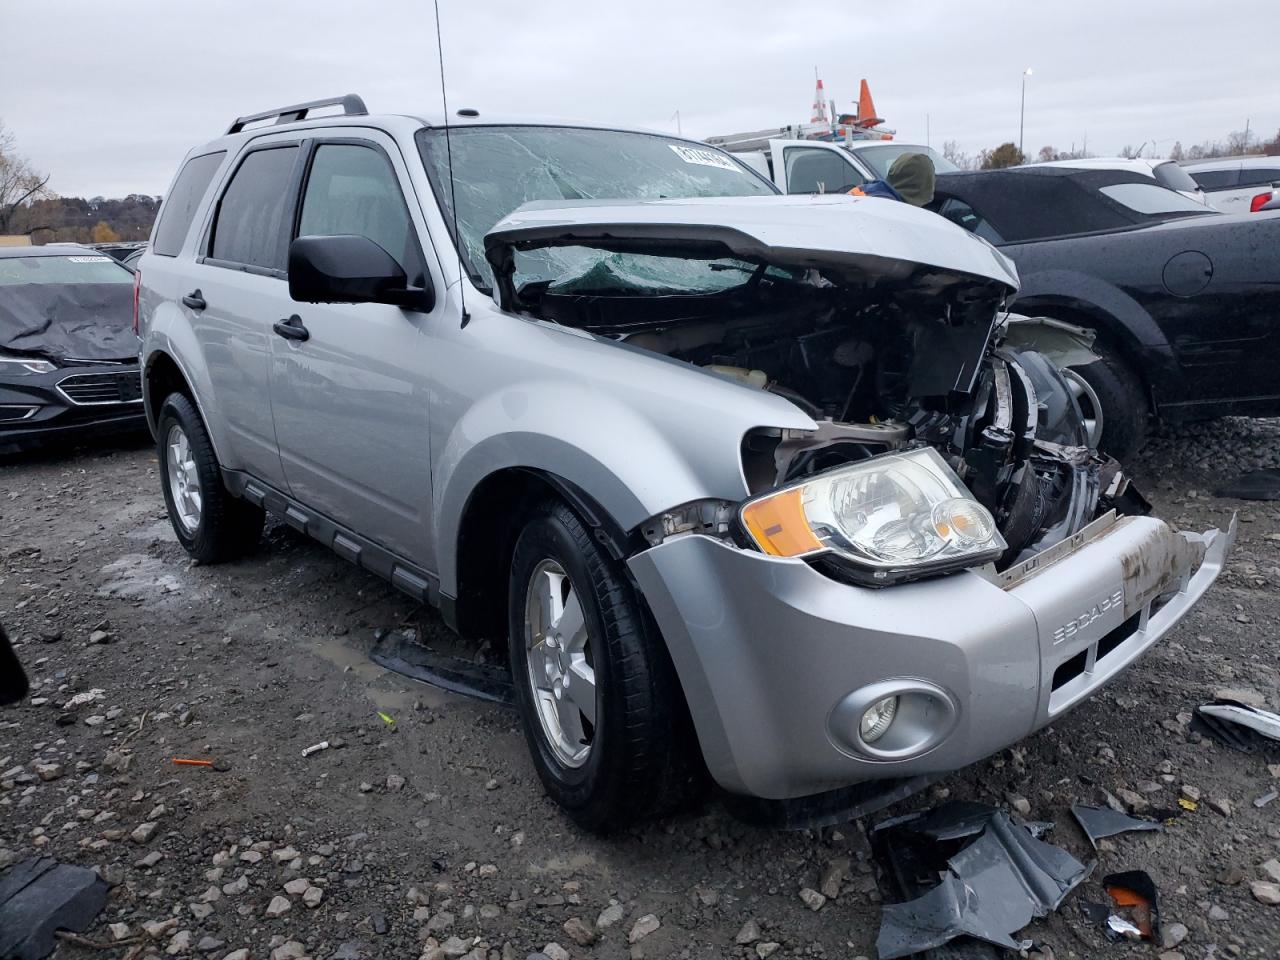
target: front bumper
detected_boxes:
[628,512,1235,800]
[0,363,146,449]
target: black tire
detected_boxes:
[1066,348,1149,461]
[156,392,263,564]
[508,498,696,832]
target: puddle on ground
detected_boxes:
[97,554,188,604]
[311,634,453,712]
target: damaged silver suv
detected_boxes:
[137,95,1234,831]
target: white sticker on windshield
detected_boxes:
[67,256,112,263]
[668,144,738,171]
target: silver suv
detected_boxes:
[138,95,1234,831]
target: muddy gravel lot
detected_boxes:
[2,419,1279,960]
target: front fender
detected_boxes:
[433,373,813,598]
[141,303,239,469]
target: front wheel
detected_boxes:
[157,393,263,563]
[508,499,695,832]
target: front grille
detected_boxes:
[57,371,143,406]
[1050,610,1144,692]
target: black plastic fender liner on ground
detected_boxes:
[0,857,109,960]
[369,631,515,706]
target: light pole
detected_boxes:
[1019,68,1033,160]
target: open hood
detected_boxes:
[484,194,1019,311]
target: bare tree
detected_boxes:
[0,122,52,234]
[941,139,976,171]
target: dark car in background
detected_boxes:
[0,245,145,452]
[930,166,1279,458]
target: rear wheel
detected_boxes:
[508,498,695,832]
[1064,348,1148,461]
[157,393,263,563]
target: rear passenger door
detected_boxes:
[188,137,302,488]
[268,131,439,567]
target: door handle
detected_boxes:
[273,315,310,342]
[182,290,206,311]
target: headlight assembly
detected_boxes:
[0,353,55,376]
[739,447,1005,585]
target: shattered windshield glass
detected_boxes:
[416,126,775,293]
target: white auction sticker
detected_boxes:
[67,256,112,263]
[668,144,738,171]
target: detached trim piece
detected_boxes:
[224,470,439,606]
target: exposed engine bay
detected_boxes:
[524,267,1146,570]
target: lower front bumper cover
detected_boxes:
[0,364,145,448]
[629,513,1234,800]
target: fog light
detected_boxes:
[860,696,898,742]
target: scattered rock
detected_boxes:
[33,762,63,781]
[562,917,597,946]
[1160,922,1188,949]
[1259,859,1280,883]
[735,919,762,945]
[596,903,624,929]
[799,887,827,911]
[1208,797,1233,817]
[303,885,324,908]
[131,821,159,844]
[265,894,291,918]
[628,914,660,943]
[1251,881,1280,905]
[756,943,781,959]
[283,877,310,895]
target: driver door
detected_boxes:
[268,131,441,568]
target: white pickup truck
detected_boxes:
[705,128,957,195]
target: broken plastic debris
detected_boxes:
[377,711,395,727]
[301,741,330,757]
[1254,790,1278,808]
[0,857,109,960]
[1178,797,1199,812]
[1070,804,1162,848]
[171,758,214,768]
[1101,870,1160,942]
[1192,699,1280,752]
[370,631,514,705]
[872,802,1091,959]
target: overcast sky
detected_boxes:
[2,0,1275,198]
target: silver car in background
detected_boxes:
[136,96,1233,830]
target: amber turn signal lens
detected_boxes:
[740,488,824,557]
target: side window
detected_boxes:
[937,198,1004,244]
[1238,167,1280,188]
[209,145,300,272]
[1188,168,1239,191]
[153,151,225,257]
[297,143,424,284]
[784,148,865,195]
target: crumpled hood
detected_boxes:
[0,283,136,362]
[484,194,1019,309]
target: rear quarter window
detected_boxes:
[0,255,134,286]
[152,152,225,257]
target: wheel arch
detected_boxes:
[445,466,638,643]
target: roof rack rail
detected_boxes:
[225,94,368,135]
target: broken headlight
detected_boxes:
[739,447,1005,585]
[0,352,55,376]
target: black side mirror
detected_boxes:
[288,235,434,311]
[0,624,29,706]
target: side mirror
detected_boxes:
[288,235,434,311]
[0,623,29,706]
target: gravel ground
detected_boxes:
[1,420,1278,960]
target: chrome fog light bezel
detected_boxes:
[828,679,959,761]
